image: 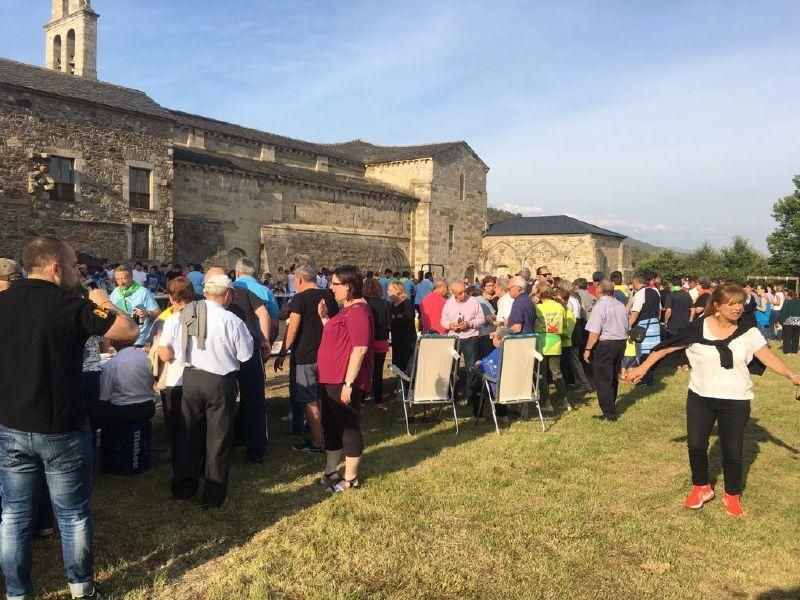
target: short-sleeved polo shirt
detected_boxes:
[0,279,116,433]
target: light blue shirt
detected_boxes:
[186,271,205,297]
[233,275,280,319]
[415,279,433,305]
[379,277,390,300]
[109,284,159,346]
[402,278,415,301]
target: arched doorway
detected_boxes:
[464,265,476,283]
[227,248,246,270]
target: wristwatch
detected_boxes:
[344,381,353,389]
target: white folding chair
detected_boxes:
[478,334,545,434]
[390,335,461,435]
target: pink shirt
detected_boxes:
[440,296,485,339]
[317,302,374,391]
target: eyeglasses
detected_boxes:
[331,282,346,287]
[540,273,552,277]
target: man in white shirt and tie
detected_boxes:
[159,273,253,509]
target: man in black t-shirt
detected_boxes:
[206,267,272,465]
[0,236,138,600]
[664,277,694,335]
[274,265,338,452]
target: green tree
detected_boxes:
[719,235,768,282]
[486,206,522,225]
[634,249,686,280]
[767,174,800,274]
[683,242,723,277]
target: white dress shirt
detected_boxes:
[496,293,514,325]
[99,347,156,407]
[160,300,254,376]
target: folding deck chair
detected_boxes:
[477,334,545,434]
[390,335,461,435]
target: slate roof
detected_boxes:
[0,57,171,119]
[484,215,625,239]
[173,147,418,202]
[170,110,363,164]
[319,139,476,165]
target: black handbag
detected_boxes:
[629,325,647,344]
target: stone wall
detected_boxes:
[172,161,414,271]
[0,85,173,263]
[429,145,488,279]
[481,233,631,281]
[365,146,488,278]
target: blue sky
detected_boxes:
[2,1,799,251]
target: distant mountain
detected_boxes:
[624,237,691,256]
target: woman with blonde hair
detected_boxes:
[628,284,800,516]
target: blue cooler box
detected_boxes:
[100,421,152,475]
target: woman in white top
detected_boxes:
[156,276,194,462]
[628,284,800,516]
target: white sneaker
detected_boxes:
[280,411,292,423]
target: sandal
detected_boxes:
[330,477,360,493]
[318,471,342,486]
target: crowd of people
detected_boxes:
[1,236,799,599]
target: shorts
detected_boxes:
[620,356,638,369]
[291,361,319,405]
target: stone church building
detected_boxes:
[0,0,488,276]
[481,215,633,281]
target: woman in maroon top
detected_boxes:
[317,265,373,491]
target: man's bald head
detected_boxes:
[204,266,225,282]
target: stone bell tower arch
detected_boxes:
[45,0,99,80]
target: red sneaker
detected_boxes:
[684,485,715,509]
[723,492,744,516]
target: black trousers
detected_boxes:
[96,399,156,426]
[172,368,237,506]
[592,339,626,417]
[686,390,750,494]
[320,384,364,457]
[161,386,183,465]
[234,348,268,462]
[782,324,800,354]
[371,352,387,403]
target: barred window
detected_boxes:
[131,223,150,259]
[129,167,151,209]
[49,156,75,201]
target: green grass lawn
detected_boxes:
[36,350,800,599]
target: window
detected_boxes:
[129,167,151,209]
[448,224,454,252]
[66,29,76,75]
[131,224,150,259]
[49,156,75,201]
[459,173,465,203]
[53,35,62,71]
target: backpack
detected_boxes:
[574,289,596,321]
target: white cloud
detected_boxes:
[496,203,544,216]
[570,215,668,234]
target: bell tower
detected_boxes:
[45,0,99,80]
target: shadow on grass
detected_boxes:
[755,586,800,599]
[670,418,799,490]
[35,375,493,599]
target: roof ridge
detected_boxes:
[323,138,466,149]
[0,56,152,97]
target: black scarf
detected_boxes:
[653,316,766,375]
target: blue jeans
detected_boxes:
[234,348,269,461]
[0,426,94,599]
[458,337,480,415]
